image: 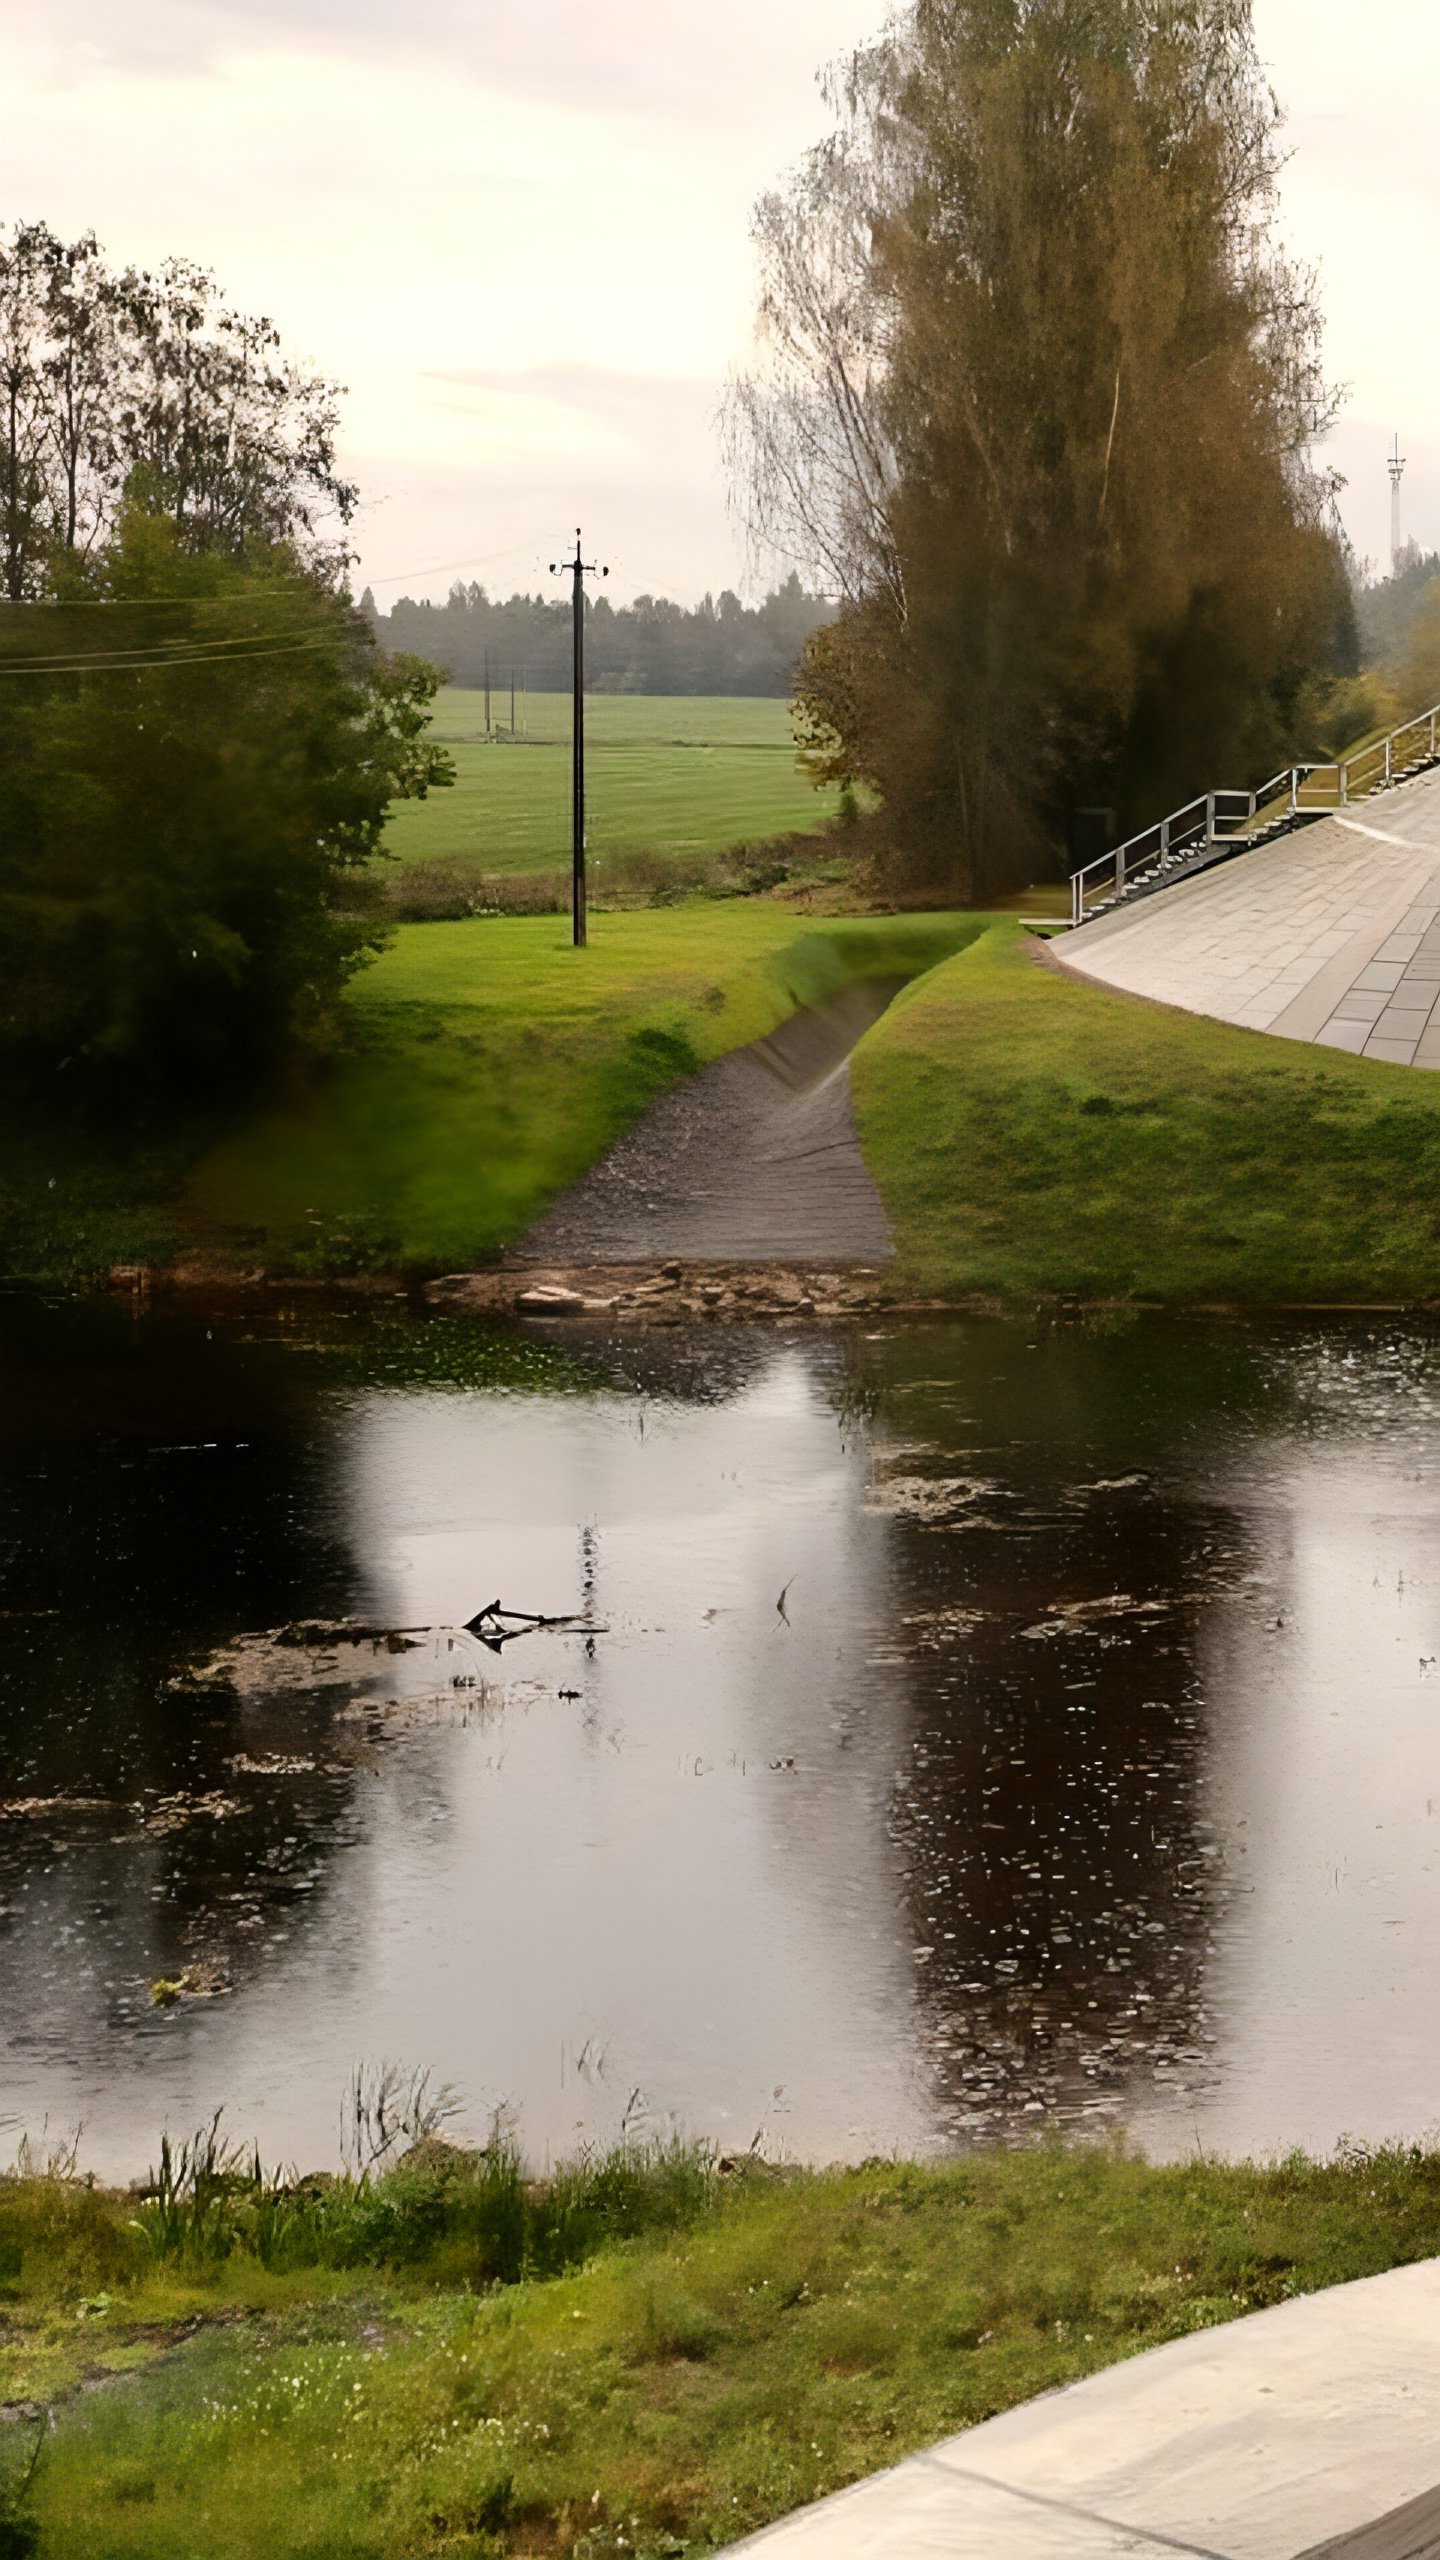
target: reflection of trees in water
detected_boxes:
[839,1320,1267,2144]
[0,1300,372,2019]
[889,1539,1224,2140]
[549,1323,801,1410]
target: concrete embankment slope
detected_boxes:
[721,2255,1440,2557]
[1064,764,1440,1068]
[511,978,903,1267]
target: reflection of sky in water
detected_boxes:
[1144,1336,1440,2161]
[4,1307,1440,2178]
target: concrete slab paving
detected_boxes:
[1064,769,1440,1067]
[720,2259,1440,2560]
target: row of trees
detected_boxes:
[729,0,1358,897]
[0,224,450,1094]
[368,572,833,698]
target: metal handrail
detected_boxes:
[1069,702,1440,926]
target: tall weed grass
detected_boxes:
[121,2111,721,2285]
[386,832,840,920]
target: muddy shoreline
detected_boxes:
[95,1257,957,1324]
[77,1260,1440,1324]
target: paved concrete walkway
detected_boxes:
[721,2258,1440,2559]
[1065,766,1440,1067]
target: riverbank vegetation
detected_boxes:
[16,900,1440,1304]
[7,2127,1440,2557]
[0,222,454,1108]
[0,511,452,1095]
[0,911,976,1283]
[855,918,1440,1302]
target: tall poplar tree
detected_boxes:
[729,0,1353,896]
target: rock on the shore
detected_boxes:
[515,1285,587,1319]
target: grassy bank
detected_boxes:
[383,692,841,885]
[0,911,976,1284]
[6,2133,1440,2557]
[854,916,1440,1303]
[17,900,1440,1302]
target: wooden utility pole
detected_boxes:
[551,530,607,948]
[483,645,492,737]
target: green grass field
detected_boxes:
[8,2133,1440,2558]
[382,691,839,879]
[0,911,975,1283]
[854,917,1440,1301]
[185,911,974,1273]
[17,904,1440,1299]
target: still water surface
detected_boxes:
[3,1297,1440,2177]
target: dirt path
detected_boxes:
[510,979,904,1267]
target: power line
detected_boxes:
[0,633,345,677]
[0,532,553,610]
[0,588,340,610]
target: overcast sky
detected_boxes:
[2,0,1435,604]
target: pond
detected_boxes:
[3,1293,1440,2179]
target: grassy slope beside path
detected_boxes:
[9,2141,1440,2558]
[173,911,976,1277]
[854,917,1440,1304]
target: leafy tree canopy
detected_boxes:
[0,506,452,1092]
[0,221,354,596]
[730,0,1356,897]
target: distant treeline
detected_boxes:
[362,572,833,697]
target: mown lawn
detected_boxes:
[382,692,840,881]
[7,2136,1440,2559]
[853,916,1440,1303]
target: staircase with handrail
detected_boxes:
[1069,702,1440,929]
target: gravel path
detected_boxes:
[512,979,903,1267]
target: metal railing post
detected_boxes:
[1290,769,1299,817]
[1072,873,1082,928]
[1205,792,1216,843]
[1385,737,1393,788]
[1116,846,1127,896]
[1340,761,1349,807]
[1160,817,1171,859]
